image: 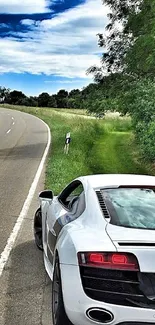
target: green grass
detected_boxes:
[104,117,132,132]
[0,104,101,193]
[44,115,102,193]
[52,108,87,115]
[1,104,153,194]
[88,131,149,175]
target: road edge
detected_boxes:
[0,116,51,277]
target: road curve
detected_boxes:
[0,107,49,255]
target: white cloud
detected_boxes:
[20,19,36,26]
[0,0,109,78]
[40,0,108,30]
[0,0,50,14]
[0,37,100,78]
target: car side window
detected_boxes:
[58,180,85,216]
[69,184,84,197]
[70,191,85,219]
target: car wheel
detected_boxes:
[34,207,43,250]
[52,257,73,325]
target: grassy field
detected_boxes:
[52,108,87,116]
[1,104,153,194]
[89,132,148,175]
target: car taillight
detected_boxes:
[78,252,139,271]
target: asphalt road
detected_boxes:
[0,108,52,325]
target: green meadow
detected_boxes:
[1,104,153,194]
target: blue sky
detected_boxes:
[0,0,108,96]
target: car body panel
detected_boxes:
[86,173,155,189]
[37,174,155,325]
[106,224,155,273]
[60,263,155,325]
[55,225,116,265]
[106,223,155,243]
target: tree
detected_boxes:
[56,89,68,108]
[88,0,143,80]
[0,87,10,103]
[125,0,155,78]
[6,90,26,105]
[38,92,50,107]
[67,89,82,108]
[18,96,38,107]
[48,95,57,108]
[29,96,38,107]
[88,0,155,80]
[57,89,68,98]
[68,89,81,98]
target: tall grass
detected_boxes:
[1,104,103,193]
[104,117,132,132]
[1,104,153,194]
[44,115,103,193]
[52,108,87,115]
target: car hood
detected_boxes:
[106,223,155,272]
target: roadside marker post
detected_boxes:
[64,132,71,154]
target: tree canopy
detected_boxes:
[88,0,155,80]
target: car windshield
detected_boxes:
[102,188,155,230]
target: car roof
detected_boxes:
[79,174,155,189]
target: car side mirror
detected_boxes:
[39,190,54,201]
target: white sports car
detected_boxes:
[34,174,155,325]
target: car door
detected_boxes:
[46,180,85,265]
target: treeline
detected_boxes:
[0,87,79,108]
[0,85,104,111]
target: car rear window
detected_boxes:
[102,188,155,230]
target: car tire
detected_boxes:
[34,207,43,250]
[52,257,73,325]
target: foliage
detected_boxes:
[123,79,155,161]
[125,0,155,78]
[55,89,68,108]
[68,89,80,97]
[0,87,10,103]
[88,0,155,81]
[6,90,26,105]
[38,92,50,107]
[138,121,155,162]
[48,95,57,108]
[88,0,142,78]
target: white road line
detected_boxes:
[6,129,11,134]
[12,117,14,120]
[12,122,15,126]
[0,119,51,277]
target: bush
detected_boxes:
[122,78,155,162]
[137,121,155,161]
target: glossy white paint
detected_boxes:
[60,264,155,325]
[39,174,155,325]
[85,173,155,189]
[107,223,155,242]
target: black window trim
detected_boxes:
[58,180,84,211]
